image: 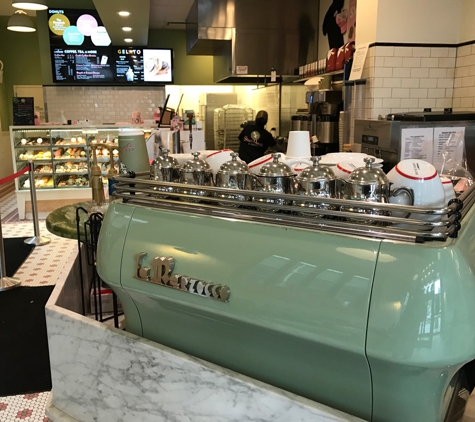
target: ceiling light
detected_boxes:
[124,38,133,43]
[7,10,36,32]
[12,0,47,10]
[122,27,132,32]
[118,11,130,17]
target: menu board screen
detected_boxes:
[114,47,173,84]
[53,47,113,83]
[143,49,173,83]
[115,48,144,83]
[48,8,114,83]
[48,9,174,85]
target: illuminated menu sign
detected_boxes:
[48,9,113,83]
[115,48,144,83]
[47,9,174,84]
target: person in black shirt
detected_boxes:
[238,110,276,164]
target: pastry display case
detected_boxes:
[10,125,152,219]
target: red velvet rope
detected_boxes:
[0,166,29,186]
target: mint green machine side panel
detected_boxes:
[119,205,380,420]
[367,207,475,422]
[96,202,142,335]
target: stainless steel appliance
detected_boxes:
[308,90,342,156]
[354,111,475,174]
[198,93,238,150]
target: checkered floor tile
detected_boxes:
[0,193,75,420]
[3,221,77,287]
[0,392,52,422]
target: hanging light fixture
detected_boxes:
[12,0,47,11]
[7,10,36,32]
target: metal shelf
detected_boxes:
[293,70,344,84]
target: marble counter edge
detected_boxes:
[47,302,366,421]
[45,250,365,422]
[45,394,80,422]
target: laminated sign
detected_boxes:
[236,66,248,75]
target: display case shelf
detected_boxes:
[53,158,88,162]
[10,124,154,218]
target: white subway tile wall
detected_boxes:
[43,86,166,124]
[362,45,456,120]
[452,44,475,110]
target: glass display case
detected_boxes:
[10,126,135,190]
[10,125,153,219]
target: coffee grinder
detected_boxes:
[307,90,343,156]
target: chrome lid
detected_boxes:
[152,149,179,169]
[297,156,335,181]
[349,157,388,185]
[218,153,249,175]
[259,153,293,177]
[182,152,211,172]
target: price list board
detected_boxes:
[52,48,75,81]
[52,48,113,83]
[115,48,144,83]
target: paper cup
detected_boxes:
[118,129,149,173]
[286,131,311,158]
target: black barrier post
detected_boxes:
[24,161,51,246]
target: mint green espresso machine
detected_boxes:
[97,173,475,422]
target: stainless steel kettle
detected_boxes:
[293,156,337,216]
[178,152,214,201]
[339,157,413,218]
[251,153,295,210]
[150,149,180,193]
[215,152,251,206]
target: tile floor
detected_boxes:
[2,191,475,422]
[1,192,76,421]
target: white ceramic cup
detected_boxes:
[206,149,241,173]
[248,153,287,174]
[169,153,194,166]
[289,161,311,173]
[387,159,445,219]
[286,131,311,158]
[441,176,456,204]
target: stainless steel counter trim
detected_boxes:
[111,174,471,243]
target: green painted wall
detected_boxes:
[0,5,215,128]
[148,29,214,85]
[0,16,42,129]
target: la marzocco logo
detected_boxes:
[134,253,231,302]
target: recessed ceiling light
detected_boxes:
[122,27,132,32]
[118,11,130,17]
[124,38,133,43]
